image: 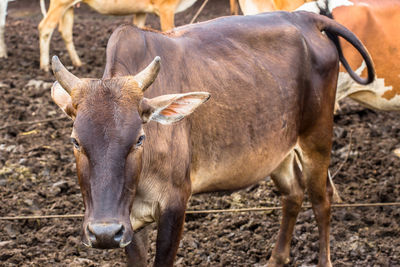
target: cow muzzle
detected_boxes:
[82,222,132,249]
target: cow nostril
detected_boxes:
[86,222,126,248]
[114,225,124,242]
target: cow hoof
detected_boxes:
[267,255,290,267]
[40,64,50,72]
[72,59,82,67]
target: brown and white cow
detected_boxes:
[38,0,199,72]
[298,0,400,111]
[51,12,374,266]
[230,0,312,15]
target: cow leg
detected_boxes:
[125,227,149,267]
[159,7,175,31]
[153,205,186,267]
[299,134,333,267]
[133,12,147,28]
[0,0,8,58]
[230,0,239,15]
[38,1,71,71]
[59,7,81,67]
[268,150,304,266]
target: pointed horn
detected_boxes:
[52,56,81,94]
[134,56,161,92]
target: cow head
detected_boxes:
[51,56,210,249]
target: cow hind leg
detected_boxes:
[133,12,147,28]
[299,132,333,267]
[38,1,69,71]
[125,227,149,267]
[268,150,305,266]
[159,7,175,31]
[230,0,239,15]
[59,7,81,67]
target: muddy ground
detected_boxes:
[0,0,399,266]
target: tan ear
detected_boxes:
[51,82,75,119]
[139,92,211,124]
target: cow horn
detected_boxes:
[52,56,81,94]
[133,56,161,92]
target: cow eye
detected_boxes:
[136,135,145,147]
[70,137,80,150]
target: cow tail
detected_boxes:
[310,1,375,85]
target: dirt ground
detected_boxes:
[0,0,399,266]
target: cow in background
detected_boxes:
[51,11,374,266]
[298,0,400,111]
[39,0,199,72]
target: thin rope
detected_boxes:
[331,129,353,179]
[0,116,68,130]
[189,0,210,24]
[1,202,399,220]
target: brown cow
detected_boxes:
[38,0,199,71]
[51,12,373,266]
[298,0,400,111]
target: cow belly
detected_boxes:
[187,67,302,194]
[190,145,294,194]
[239,0,270,15]
[87,0,154,15]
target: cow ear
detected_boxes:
[139,92,211,124]
[51,82,76,119]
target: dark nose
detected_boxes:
[86,223,127,248]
